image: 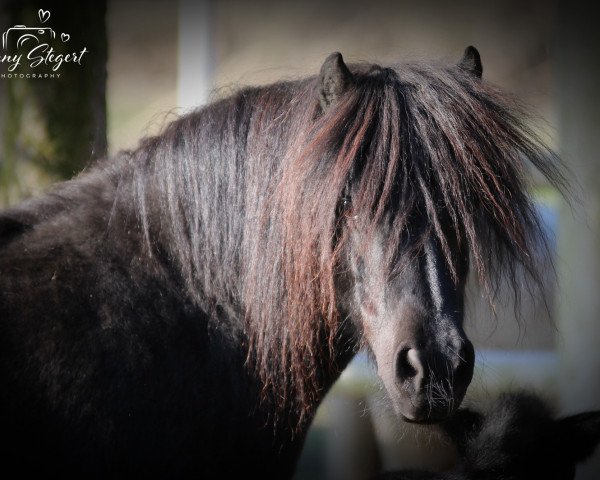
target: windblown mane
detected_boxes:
[127,59,567,426]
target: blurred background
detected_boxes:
[0,0,598,478]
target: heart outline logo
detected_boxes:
[38,9,50,24]
[61,33,70,42]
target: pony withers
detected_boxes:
[0,47,567,477]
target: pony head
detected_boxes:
[341,203,474,423]
[239,47,567,426]
[442,392,600,479]
[331,50,477,422]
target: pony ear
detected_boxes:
[441,408,483,454]
[318,52,354,110]
[458,46,483,79]
[556,411,600,462]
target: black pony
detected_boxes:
[0,47,566,478]
[378,391,600,480]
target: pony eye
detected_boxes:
[336,194,353,219]
[339,196,353,218]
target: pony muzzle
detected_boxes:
[392,340,475,423]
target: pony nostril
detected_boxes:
[397,347,421,382]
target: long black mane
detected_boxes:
[88,58,567,424]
